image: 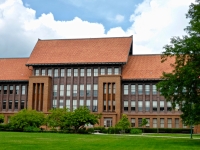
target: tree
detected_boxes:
[10,109,45,130]
[140,118,148,134]
[115,114,130,133]
[157,0,200,127]
[0,114,4,124]
[68,106,100,133]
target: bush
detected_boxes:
[130,128,142,134]
[94,127,108,133]
[77,128,88,134]
[87,128,94,133]
[23,126,41,132]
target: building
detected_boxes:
[0,36,199,132]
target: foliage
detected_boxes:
[140,118,149,133]
[23,126,41,132]
[130,128,142,134]
[115,114,130,132]
[0,114,4,123]
[10,109,45,130]
[157,0,200,125]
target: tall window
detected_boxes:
[61,69,65,77]
[107,68,112,75]
[14,100,18,109]
[131,85,135,95]
[53,85,57,97]
[54,69,58,77]
[167,102,172,111]
[101,68,105,75]
[108,100,111,110]
[87,84,91,97]
[93,100,98,112]
[73,85,77,97]
[22,86,25,95]
[79,100,84,107]
[153,101,157,111]
[66,85,71,96]
[153,118,157,128]
[152,85,157,95]
[138,118,142,127]
[66,100,70,110]
[113,83,116,94]
[73,100,77,111]
[67,69,71,76]
[145,85,150,95]
[59,100,64,108]
[103,100,106,111]
[175,118,179,128]
[146,118,150,127]
[138,85,143,95]
[3,100,6,109]
[80,85,84,97]
[114,68,119,75]
[108,84,111,94]
[93,84,98,97]
[113,101,115,111]
[138,101,143,112]
[124,101,128,111]
[35,69,39,76]
[9,86,13,94]
[131,101,135,111]
[80,69,84,76]
[124,85,128,95]
[60,85,64,96]
[87,69,91,76]
[86,100,90,110]
[168,118,172,128]
[74,69,78,76]
[145,101,150,111]
[160,118,164,128]
[103,84,106,94]
[42,69,45,76]
[131,118,135,127]
[9,100,12,109]
[48,69,52,76]
[4,86,7,94]
[104,118,112,127]
[160,101,164,111]
[20,100,25,109]
[94,68,98,76]
[15,86,19,94]
[53,100,57,109]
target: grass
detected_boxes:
[0,132,200,150]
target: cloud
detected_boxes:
[115,14,124,23]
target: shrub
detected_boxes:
[87,128,94,133]
[130,128,142,134]
[23,126,41,132]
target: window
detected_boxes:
[59,100,64,108]
[145,85,150,95]
[108,100,111,110]
[113,101,115,111]
[103,84,106,94]
[86,84,91,97]
[15,86,19,95]
[114,68,119,75]
[3,100,6,109]
[73,85,77,97]
[35,69,39,76]
[9,100,12,109]
[66,100,70,110]
[20,100,25,109]
[80,85,84,97]
[152,85,157,95]
[124,101,128,111]
[73,100,77,111]
[108,84,111,94]
[66,85,71,96]
[48,69,52,76]
[42,69,45,76]
[80,68,84,76]
[93,84,98,97]
[138,101,143,112]
[131,118,135,127]
[113,83,116,94]
[22,86,25,95]
[86,100,90,110]
[4,86,7,94]
[124,85,128,95]
[9,86,13,94]
[104,118,112,127]
[14,100,18,109]
[146,118,150,127]
[53,100,57,109]
[74,69,78,76]
[107,68,112,75]
[168,118,172,128]
[160,101,164,111]
[160,118,164,128]
[131,85,135,95]
[167,102,172,111]
[138,118,142,127]
[67,69,71,76]
[153,118,157,128]
[138,85,143,95]
[61,69,65,77]
[93,100,97,112]
[54,69,58,77]
[94,68,98,76]
[145,101,150,111]
[53,85,57,97]
[87,69,91,76]
[103,100,106,111]
[79,100,84,107]
[100,68,105,75]
[60,85,64,96]
[153,101,157,111]
[131,101,135,111]
[175,118,179,128]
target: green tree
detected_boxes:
[157,0,200,126]
[115,114,130,133]
[68,106,100,133]
[10,109,45,130]
[0,114,4,124]
[140,118,148,134]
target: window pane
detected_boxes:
[48,69,52,76]
[138,101,143,112]
[107,68,112,75]
[94,68,98,76]
[114,68,119,75]
[145,85,150,95]
[145,101,150,111]
[101,68,105,75]
[124,100,128,111]
[74,69,78,76]
[42,69,45,76]
[152,85,157,95]
[61,69,65,77]
[124,85,128,95]
[87,69,91,76]
[80,69,84,76]
[66,85,71,96]
[67,69,71,76]
[35,69,39,76]
[54,69,58,77]
[131,85,135,95]
[138,85,143,95]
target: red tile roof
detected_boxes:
[122,55,175,80]
[0,58,32,81]
[26,36,133,65]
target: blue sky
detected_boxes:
[0,0,196,58]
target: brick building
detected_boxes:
[0,36,199,132]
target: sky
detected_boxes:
[0,0,196,58]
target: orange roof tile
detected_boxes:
[0,58,32,81]
[26,36,133,65]
[122,55,175,80]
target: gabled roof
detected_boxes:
[26,36,133,66]
[0,58,32,81]
[122,55,174,80]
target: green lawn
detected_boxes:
[0,132,200,150]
